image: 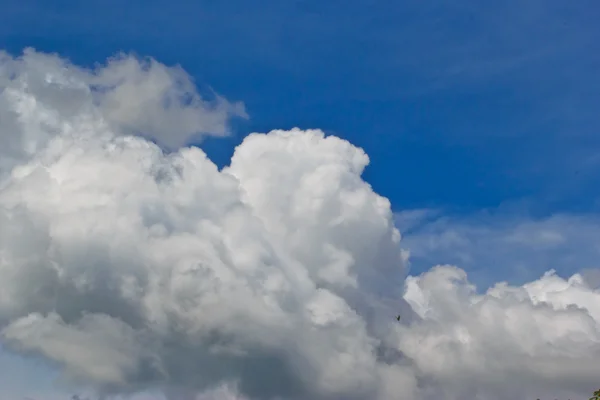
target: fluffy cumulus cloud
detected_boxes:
[0,47,247,166]
[400,266,600,400]
[0,49,599,400]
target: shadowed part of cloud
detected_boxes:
[0,50,599,400]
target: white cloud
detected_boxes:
[0,49,599,400]
[0,50,408,399]
[398,265,600,400]
[397,209,600,287]
[0,47,247,166]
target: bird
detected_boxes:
[396,315,401,321]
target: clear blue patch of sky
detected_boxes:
[1,0,599,215]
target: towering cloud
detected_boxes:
[0,49,599,400]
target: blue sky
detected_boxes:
[1,1,600,398]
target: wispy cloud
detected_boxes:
[397,207,600,288]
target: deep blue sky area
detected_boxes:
[2,0,599,215]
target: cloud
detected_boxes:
[0,50,599,400]
[0,49,408,399]
[0,48,247,164]
[3,312,145,388]
[397,208,600,287]
[399,265,600,400]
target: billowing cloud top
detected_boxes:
[0,49,599,400]
[0,48,247,164]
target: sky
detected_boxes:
[0,1,599,399]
